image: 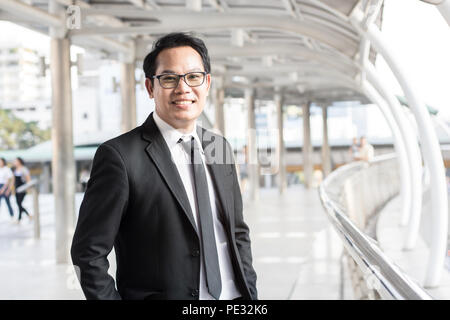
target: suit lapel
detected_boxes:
[142,113,198,234]
[197,126,233,225]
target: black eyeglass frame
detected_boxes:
[151,71,208,88]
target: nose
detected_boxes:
[174,75,192,93]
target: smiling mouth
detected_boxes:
[172,100,195,105]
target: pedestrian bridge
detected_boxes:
[0,0,449,300]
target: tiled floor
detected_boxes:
[0,185,348,300]
[376,195,450,299]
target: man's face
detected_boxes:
[145,46,211,131]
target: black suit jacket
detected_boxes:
[71,112,257,300]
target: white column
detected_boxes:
[302,102,313,188]
[362,81,411,230]
[351,9,448,287]
[321,104,332,177]
[120,62,137,133]
[365,63,423,248]
[214,86,225,136]
[275,92,287,193]
[437,0,450,27]
[50,1,76,264]
[246,88,259,201]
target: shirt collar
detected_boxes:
[153,111,203,152]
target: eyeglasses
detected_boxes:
[152,71,208,89]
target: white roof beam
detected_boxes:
[307,0,350,22]
[186,0,202,12]
[224,77,357,91]
[206,0,225,12]
[146,0,161,10]
[218,0,229,11]
[52,0,132,55]
[227,64,348,77]
[128,0,145,8]
[0,0,63,28]
[362,0,383,27]
[281,0,304,20]
[67,0,127,27]
[231,28,245,47]
[72,7,357,40]
[212,43,352,66]
[437,0,450,27]
[262,56,273,67]
[68,12,358,56]
[72,35,132,55]
[135,42,358,74]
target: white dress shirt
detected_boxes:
[153,111,241,300]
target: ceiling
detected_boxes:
[0,0,384,104]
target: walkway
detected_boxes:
[0,185,349,300]
[376,194,450,299]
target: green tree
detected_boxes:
[0,109,50,150]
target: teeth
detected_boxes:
[174,101,193,105]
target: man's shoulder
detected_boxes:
[102,126,143,148]
[96,126,145,158]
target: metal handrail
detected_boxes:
[15,179,38,193]
[16,179,40,239]
[319,157,433,300]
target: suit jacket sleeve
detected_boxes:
[227,142,258,300]
[71,143,129,300]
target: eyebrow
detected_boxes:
[159,68,204,74]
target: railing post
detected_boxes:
[16,180,40,239]
[31,187,40,239]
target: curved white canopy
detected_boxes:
[0,0,383,102]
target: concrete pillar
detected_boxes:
[321,104,332,177]
[302,101,313,188]
[41,163,51,194]
[214,87,225,136]
[275,92,287,193]
[246,88,259,201]
[50,11,76,263]
[120,62,137,133]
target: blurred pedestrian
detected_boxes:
[13,157,32,223]
[0,158,15,220]
[348,137,360,161]
[354,136,374,162]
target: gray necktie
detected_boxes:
[179,136,222,299]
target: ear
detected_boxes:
[145,78,154,99]
[205,73,211,96]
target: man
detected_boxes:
[355,136,374,162]
[71,32,257,300]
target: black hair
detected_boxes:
[0,158,6,166]
[143,32,211,85]
[16,157,25,166]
